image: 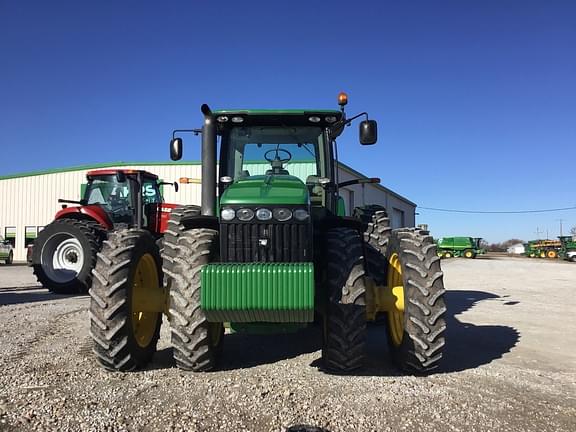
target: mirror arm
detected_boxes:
[172,128,202,139]
[329,112,369,137]
[337,178,380,188]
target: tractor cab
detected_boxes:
[84,169,163,228]
[56,169,177,233]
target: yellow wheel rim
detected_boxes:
[387,252,405,346]
[547,250,557,258]
[131,253,160,348]
[465,251,472,258]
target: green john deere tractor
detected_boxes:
[90,93,446,374]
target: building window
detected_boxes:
[25,226,37,247]
[4,227,16,247]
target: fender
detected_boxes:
[54,205,113,230]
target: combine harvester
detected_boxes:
[436,236,485,259]
[88,93,447,375]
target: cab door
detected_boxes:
[142,179,163,233]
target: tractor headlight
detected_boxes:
[236,208,255,221]
[273,208,292,221]
[293,209,309,221]
[221,208,236,221]
[256,208,272,221]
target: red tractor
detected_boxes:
[32,169,179,294]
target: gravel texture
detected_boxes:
[0,257,575,432]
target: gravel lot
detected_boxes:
[0,257,575,432]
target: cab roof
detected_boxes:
[87,169,158,179]
[212,109,343,129]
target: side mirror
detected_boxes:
[116,171,126,183]
[359,120,378,145]
[173,181,179,193]
[170,138,183,161]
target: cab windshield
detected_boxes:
[224,126,324,182]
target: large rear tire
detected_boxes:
[161,205,201,282]
[89,229,163,371]
[168,228,224,372]
[385,228,446,373]
[356,208,391,296]
[322,228,367,373]
[32,219,104,294]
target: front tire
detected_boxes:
[322,228,367,373]
[32,219,104,294]
[168,228,224,372]
[90,229,163,371]
[385,228,446,373]
[6,251,13,265]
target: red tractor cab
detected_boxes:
[32,169,179,294]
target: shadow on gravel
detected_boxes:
[146,327,323,371]
[147,290,520,375]
[0,286,86,306]
[439,290,520,373]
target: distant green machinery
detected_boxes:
[559,236,576,262]
[524,239,561,259]
[436,236,485,259]
[524,237,576,261]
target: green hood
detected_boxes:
[220,175,309,206]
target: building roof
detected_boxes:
[0,160,416,207]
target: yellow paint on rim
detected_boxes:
[547,250,557,259]
[465,250,473,258]
[131,253,160,348]
[387,252,405,346]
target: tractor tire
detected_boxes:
[32,219,104,294]
[354,207,391,286]
[89,228,163,371]
[443,251,453,259]
[5,251,13,265]
[385,228,446,373]
[546,250,558,259]
[162,205,200,284]
[322,228,367,373]
[463,249,476,259]
[168,228,224,372]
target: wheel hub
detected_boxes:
[41,233,84,284]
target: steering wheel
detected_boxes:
[264,148,292,163]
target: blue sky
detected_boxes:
[1,0,575,242]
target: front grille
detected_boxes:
[220,222,312,263]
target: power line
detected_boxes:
[418,206,576,214]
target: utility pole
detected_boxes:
[557,219,564,237]
[535,227,544,239]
